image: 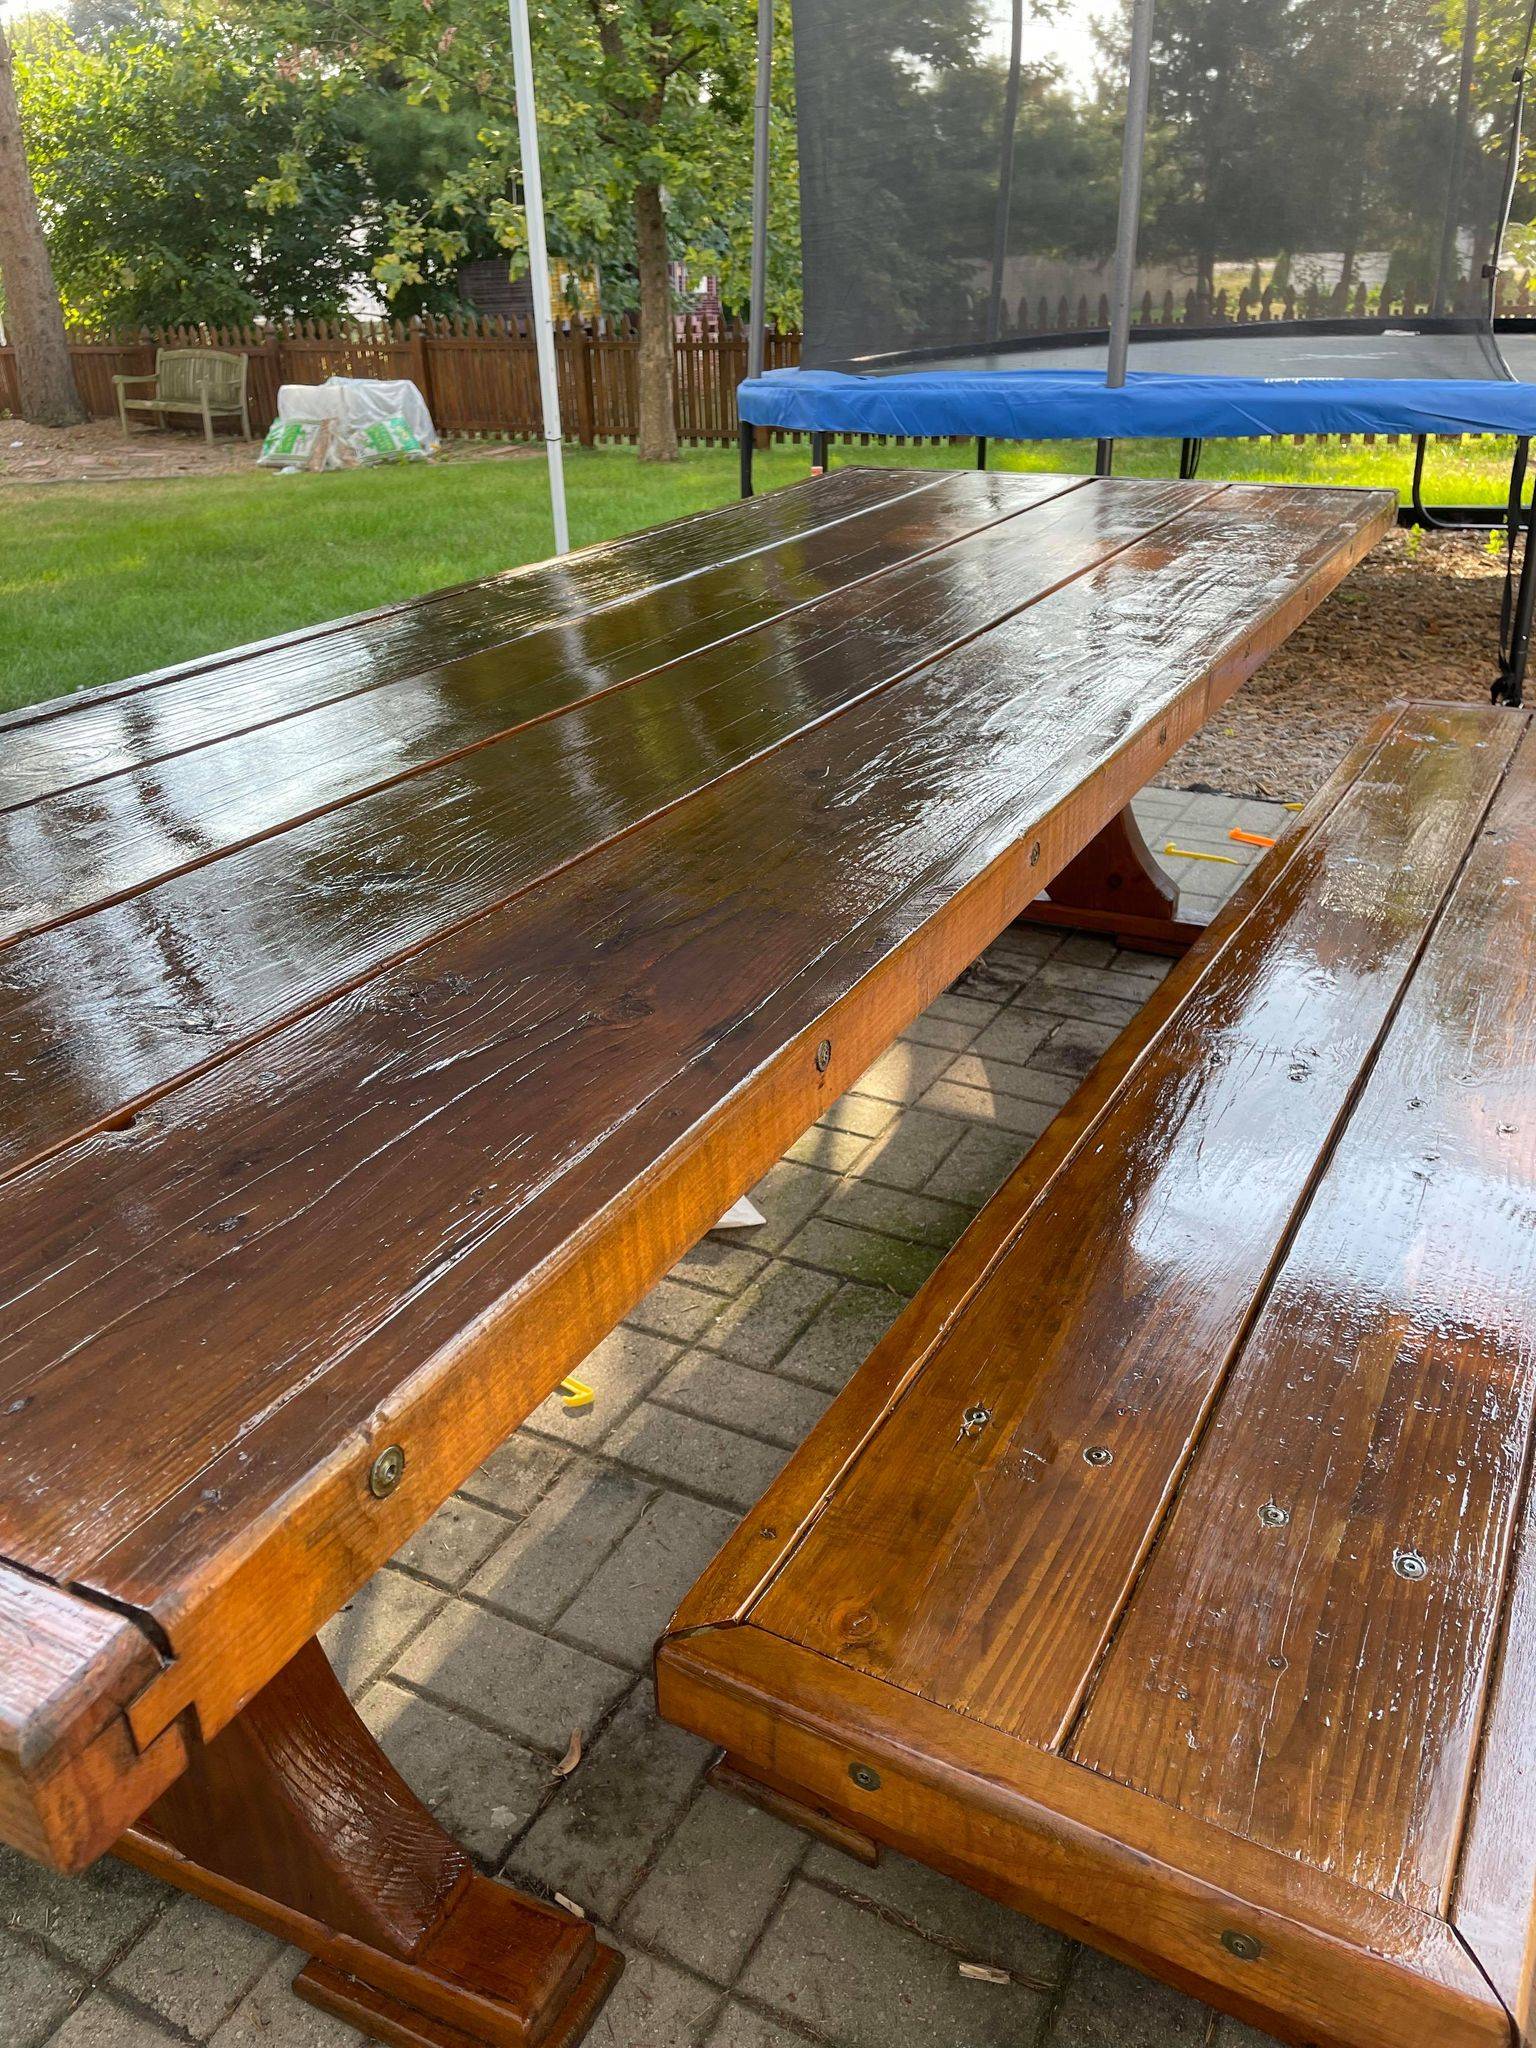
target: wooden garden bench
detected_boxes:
[659,700,1536,2048]
[115,347,252,442]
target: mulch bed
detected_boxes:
[1166,529,1513,801]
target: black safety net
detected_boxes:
[793,0,1536,371]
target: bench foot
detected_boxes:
[709,1756,881,1866]
[117,1638,620,2048]
[1017,806,1203,955]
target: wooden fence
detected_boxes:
[0,313,801,442]
[3,279,1534,441]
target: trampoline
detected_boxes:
[736,0,1536,702]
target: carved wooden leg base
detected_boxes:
[296,1926,624,2048]
[1018,805,1204,956]
[116,1639,620,2048]
[709,1757,881,1867]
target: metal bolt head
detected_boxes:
[1083,1444,1113,1467]
[1258,1501,1290,1528]
[1220,1929,1262,1963]
[848,1761,881,1792]
[1028,839,1042,867]
[814,1037,833,1073]
[1393,1548,1428,1581]
[368,1444,406,1499]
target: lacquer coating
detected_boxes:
[0,485,1383,1597]
[748,707,1521,1754]
[658,702,1536,2048]
[1074,717,1536,1910]
[0,471,1393,1889]
[0,466,939,812]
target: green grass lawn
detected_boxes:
[1,434,1516,715]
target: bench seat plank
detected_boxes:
[659,703,1536,2048]
[0,467,939,809]
[1072,717,1536,1909]
[744,704,1520,1747]
[0,486,1387,1762]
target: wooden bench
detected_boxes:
[115,347,252,441]
[659,700,1536,2048]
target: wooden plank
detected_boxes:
[668,708,1419,1642]
[0,488,1388,1757]
[0,474,1159,948]
[1455,1360,1536,2042]
[1072,716,1536,1913]
[0,476,1210,1181]
[0,1564,188,1870]
[744,704,1515,1750]
[656,1625,1508,2048]
[0,466,934,777]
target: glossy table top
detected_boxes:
[0,468,1394,1834]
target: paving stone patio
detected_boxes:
[2,791,1293,2048]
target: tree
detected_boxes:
[0,20,83,425]
[11,10,375,326]
[213,0,790,460]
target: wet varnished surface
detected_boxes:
[660,702,1536,2048]
[0,471,1392,1835]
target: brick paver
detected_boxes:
[6,793,1291,2048]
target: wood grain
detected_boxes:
[122,1636,620,2045]
[0,466,939,811]
[657,1624,1508,2048]
[1074,716,1536,1912]
[0,1565,188,1870]
[667,709,1420,1642]
[0,474,1392,1836]
[0,471,1090,945]
[0,474,1194,1178]
[746,704,1516,1749]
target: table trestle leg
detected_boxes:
[116,1638,620,2048]
[1016,805,1205,956]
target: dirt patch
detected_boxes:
[1166,528,1513,801]
[0,416,535,483]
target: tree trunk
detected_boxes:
[0,24,83,427]
[633,180,677,462]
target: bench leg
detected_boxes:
[116,1637,621,2048]
[709,1756,882,1867]
[1018,806,1205,956]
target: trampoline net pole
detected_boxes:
[747,0,773,386]
[741,0,772,497]
[1106,0,1155,391]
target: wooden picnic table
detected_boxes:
[0,468,1392,2048]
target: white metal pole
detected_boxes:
[1106,0,1155,390]
[508,0,569,555]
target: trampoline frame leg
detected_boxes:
[1179,438,1204,481]
[1496,459,1533,709]
[811,429,829,475]
[739,419,755,500]
[1095,438,1115,477]
[976,437,989,471]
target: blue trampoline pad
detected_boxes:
[739,366,1536,443]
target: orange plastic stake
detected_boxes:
[1229,828,1277,849]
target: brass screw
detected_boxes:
[1220,1929,1262,1963]
[815,1038,833,1073]
[368,1444,406,1499]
